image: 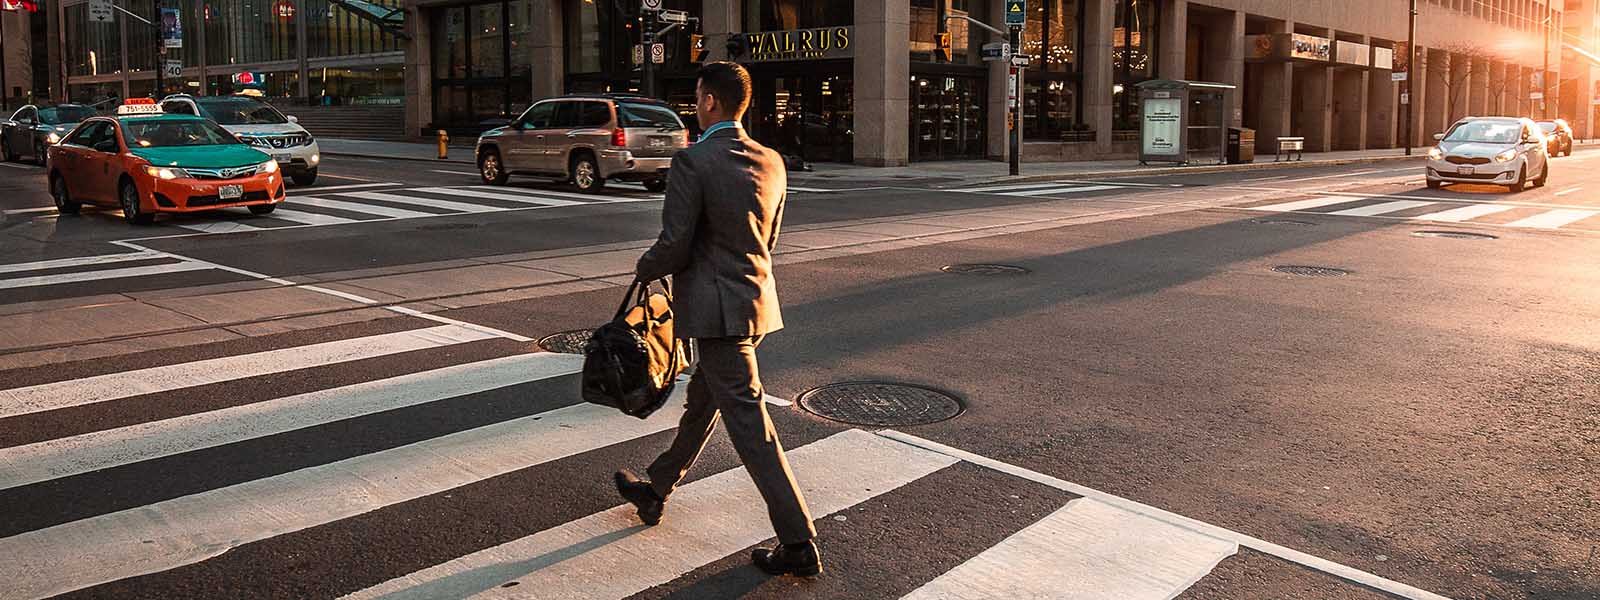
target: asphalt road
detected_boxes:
[0,150,1596,600]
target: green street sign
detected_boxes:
[1004,0,1026,26]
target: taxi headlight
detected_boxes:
[45,132,61,144]
[1494,148,1518,163]
[1427,147,1443,160]
[258,160,279,174]
[143,165,189,180]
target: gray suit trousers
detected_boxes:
[646,335,817,545]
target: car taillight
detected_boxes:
[611,128,627,147]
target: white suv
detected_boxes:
[160,95,322,186]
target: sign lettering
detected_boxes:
[740,27,852,62]
[88,0,114,23]
[1004,0,1026,26]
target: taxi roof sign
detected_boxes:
[116,98,164,115]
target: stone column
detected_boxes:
[530,0,563,100]
[1254,21,1293,154]
[1158,0,1187,80]
[1082,0,1116,151]
[1424,48,1451,141]
[853,1,910,166]
[403,4,432,139]
[702,0,740,62]
[1367,44,1396,148]
[1220,10,1245,128]
[1469,56,1489,116]
[986,0,1009,160]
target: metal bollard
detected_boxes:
[437,130,449,159]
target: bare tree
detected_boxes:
[1434,43,1508,119]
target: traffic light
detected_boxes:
[726,35,748,59]
[936,32,953,62]
[690,34,707,62]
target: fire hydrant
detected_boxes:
[436,130,449,159]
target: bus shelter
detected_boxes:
[1136,80,1235,166]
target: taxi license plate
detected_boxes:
[273,153,292,163]
[1458,166,1474,175]
[219,185,244,201]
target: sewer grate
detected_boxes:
[1272,265,1351,277]
[537,329,594,354]
[942,263,1031,276]
[797,382,965,427]
[1252,218,1318,227]
[1413,230,1498,240]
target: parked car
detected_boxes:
[159,94,321,186]
[1426,116,1549,192]
[46,99,285,224]
[475,94,690,193]
[1,104,98,164]
[1536,119,1573,157]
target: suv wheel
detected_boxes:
[0,137,13,162]
[479,149,509,185]
[571,154,604,194]
[291,168,318,186]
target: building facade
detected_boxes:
[9,0,1573,165]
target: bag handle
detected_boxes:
[614,278,675,323]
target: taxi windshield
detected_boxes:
[123,119,243,147]
[38,106,97,125]
[195,98,288,125]
[1443,121,1521,144]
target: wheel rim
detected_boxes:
[575,161,595,188]
[52,179,66,207]
[122,185,138,218]
[482,155,500,180]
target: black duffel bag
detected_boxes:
[581,279,690,419]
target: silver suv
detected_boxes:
[475,95,689,193]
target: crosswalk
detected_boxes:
[0,316,1448,600]
[163,184,664,234]
[1243,195,1600,231]
[958,181,1151,198]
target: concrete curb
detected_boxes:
[947,153,1426,188]
[321,150,475,165]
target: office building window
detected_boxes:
[1113,0,1159,130]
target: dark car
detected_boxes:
[1,104,99,164]
[1536,119,1573,157]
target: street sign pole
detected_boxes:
[1403,0,1415,155]
[642,11,655,98]
[0,10,9,111]
[1009,25,1022,176]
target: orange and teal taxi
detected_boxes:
[46,98,285,225]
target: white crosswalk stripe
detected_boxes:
[289,196,440,219]
[1004,184,1124,197]
[337,190,507,213]
[1413,203,1517,222]
[1246,196,1600,231]
[418,186,586,206]
[1251,196,1362,212]
[268,208,363,226]
[0,318,1451,600]
[0,250,165,275]
[1326,199,1435,217]
[0,260,214,290]
[1506,208,1600,229]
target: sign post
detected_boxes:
[1008,24,1023,176]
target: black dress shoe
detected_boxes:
[752,540,822,577]
[613,470,664,526]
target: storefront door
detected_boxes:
[910,74,986,161]
[749,70,853,164]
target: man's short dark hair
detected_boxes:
[697,61,752,116]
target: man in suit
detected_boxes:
[615,62,820,577]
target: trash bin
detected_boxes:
[1227,127,1256,164]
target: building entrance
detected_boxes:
[748,64,854,163]
[910,73,986,161]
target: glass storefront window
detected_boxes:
[64,4,122,78]
[434,1,540,129]
[744,0,852,30]
[910,0,977,64]
[564,0,604,74]
[205,0,298,65]
[127,0,199,73]
[305,0,405,58]
[308,66,405,105]
[1027,0,1079,73]
[69,82,124,105]
[910,74,985,160]
[1113,0,1159,130]
[749,72,852,163]
[207,70,301,99]
[1026,78,1084,141]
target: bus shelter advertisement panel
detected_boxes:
[1142,97,1182,156]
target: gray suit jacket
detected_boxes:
[636,126,786,339]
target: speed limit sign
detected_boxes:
[641,0,662,11]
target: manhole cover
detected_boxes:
[1414,230,1498,240]
[1252,218,1318,227]
[1272,265,1351,277]
[797,382,964,427]
[417,222,480,231]
[942,263,1031,276]
[537,329,593,354]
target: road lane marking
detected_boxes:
[0,162,39,170]
[1006,184,1123,197]
[289,196,438,219]
[173,220,265,234]
[0,261,213,290]
[0,395,694,600]
[1554,186,1583,196]
[1241,175,1289,182]
[1413,204,1517,222]
[414,186,585,206]
[1251,196,1363,212]
[0,250,164,274]
[1505,208,1600,229]
[1,206,58,217]
[298,183,402,193]
[431,169,482,176]
[902,498,1237,600]
[0,353,582,491]
[337,190,501,213]
[877,431,1453,600]
[960,181,1075,193]
[344,429,958,600]
[466,185,657,203]
[1270,168,1390,183]
[1326,200,1435,217]
[0,324,496,419]
[316,173,382,182]
[267,209,362,226]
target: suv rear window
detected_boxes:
[617,102,682,129]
